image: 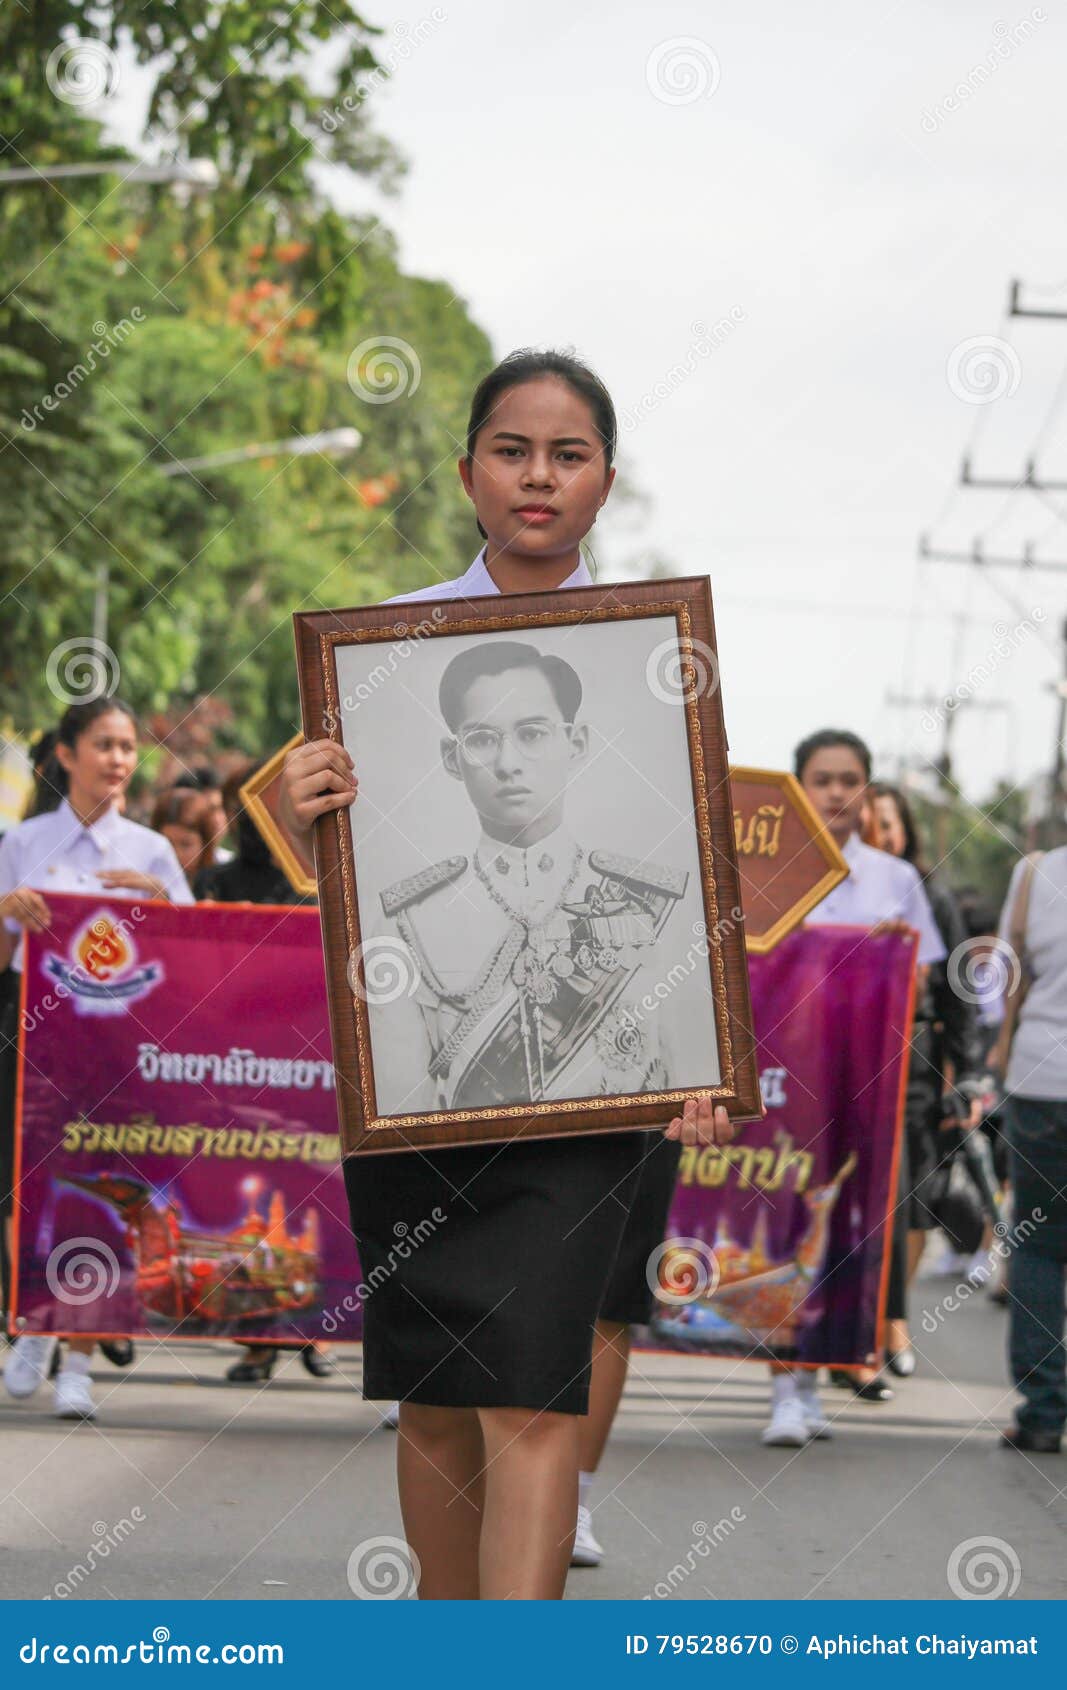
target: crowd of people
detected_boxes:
[1,348,1064,1601]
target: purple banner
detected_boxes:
[646,926,915,1367]
[13,893,362,1344]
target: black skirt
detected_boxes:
[343,1128,643,1414]
[600,1131,682,1325]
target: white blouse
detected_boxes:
[0,798,193,971]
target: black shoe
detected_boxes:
[100,1339,135,1368]
[1000,1425,1062,1453]
[829,1369,893,1402]
[300,1345,336,1379]
[886,1347,916,1378]
[225,1347,278,1383]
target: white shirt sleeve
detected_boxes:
[901,866,947,966]
[0,826,23,934]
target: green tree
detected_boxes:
[1,1,493,755]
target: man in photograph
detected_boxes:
[367,639,695,1117]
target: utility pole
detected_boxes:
[1048,616,1067,845]
[885,689,1009,863]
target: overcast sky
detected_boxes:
[108,1,1067,805]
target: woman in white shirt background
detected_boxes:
[0,695,193,1420]
[763,728,954,1446]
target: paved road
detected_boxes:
[2,1268,1065,1602]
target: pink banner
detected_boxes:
[14,901,913,1367]
[12,894,361,1344]
[646,925,915,1366]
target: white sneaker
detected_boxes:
[795,1383,833,1440]
[571,1504,603,1567]
[925,1244,968,1278]
[762,1391,809,1446]
[4,1335,58,1399]
[966,1250,992,1287]
[53,1369,97,1420]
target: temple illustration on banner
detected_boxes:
[58,1172,321,1332]
[650,1153,856,1358]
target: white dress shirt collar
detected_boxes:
[457,547,593,598]
[388,547,594,605]
[56,796,124,855]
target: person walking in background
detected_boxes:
[0,697,193,1420]
[762,730,947,1445]
[869,782,984,1371]
[150,787,217,888]
[173,766,234,867]
[194,762,308,905]
[995,844,1067,1454]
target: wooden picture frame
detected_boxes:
[239,734,317,898]
[294,577,761,1155]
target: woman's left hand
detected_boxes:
[97,870,170,899]
[664,1096,734,1146]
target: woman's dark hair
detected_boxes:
[465,349,616,541]
[23,728,65,818]
[439,640,582,732]
[869,780,928,875]
[56,696,137,750]
[793,728,872,783]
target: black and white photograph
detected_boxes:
[336,615,722,1118]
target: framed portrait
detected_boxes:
[294,577,761,1155]
[239,734,317,898]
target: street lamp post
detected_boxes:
[0,159,220,188]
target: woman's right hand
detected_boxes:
[280,738,358,839]
[0,887,51,932]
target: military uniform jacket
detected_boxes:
[366,825,689,1116]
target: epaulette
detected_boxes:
[380,856,468,917]
[588,849,689,900]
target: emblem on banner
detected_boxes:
[43,909,162,1016]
